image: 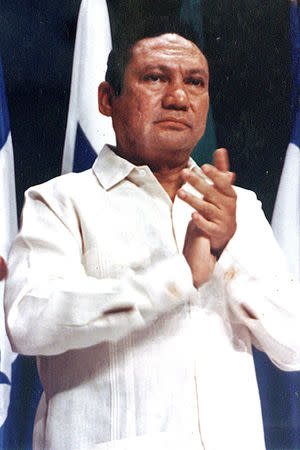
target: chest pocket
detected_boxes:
[82,228,152,280]
[80,193,172,280]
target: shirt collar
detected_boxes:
[92,144,203,190]
[92,145,136,190]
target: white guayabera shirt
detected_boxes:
[5,145,300,450]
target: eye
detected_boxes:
[149,74,160,82]
[143,73,165,83]
[185,77,205,87]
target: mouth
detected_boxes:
[154,118,192,129]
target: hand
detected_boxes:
[183,221,216,288]
[0,256,7,281]
[178,148,237,257]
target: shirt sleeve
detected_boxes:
[218,188,300,371]
[5,183,195,357]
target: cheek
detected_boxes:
[131,97,157,133]
[113,97,151,146]
[135,92,157,117]
[199,93,209,112]
[116,98,141,131]
[195,96,209,126]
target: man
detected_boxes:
[4,21,300,450]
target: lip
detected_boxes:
[154,118,191,128]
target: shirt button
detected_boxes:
[225,267,237,281]
[139,169,146,177]
[166,282,180,299]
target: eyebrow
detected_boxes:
[141,65,208,77]
[188,68,208,77]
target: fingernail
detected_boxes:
[181,169,191,178]
[177,189,186,199]
[201,164,210,174]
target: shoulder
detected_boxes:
[233,185,263,218]
[228,185,281,262]
[230,185,273,248]
[22,169,103,231]
[24,169,105,214]
[26,169,97,199]
[234,185,260,203]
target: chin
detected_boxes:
[146,145,192,170]
[157,130,200,150]
[159,138,196,155]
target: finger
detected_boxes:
[177,189,219,219]
[213,148,229,172]
[201,164,236,197]
[191,211,218,236]
[229,171,236,184]
[181,167,234,201]
[0,256,7,281]
[180,170,220,205]
[213,149,236,185]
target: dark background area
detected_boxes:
[0,0,293,221]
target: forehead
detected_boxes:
[129,33,208,72]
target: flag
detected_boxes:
[0,54,17,441]
[272,140,300,277]
[256,1,300,448]
[180,0,217,165]
[272,0,300,279]
[62,0,115,174]
[0,54,42,450]
[0,52,18,429]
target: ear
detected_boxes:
[98,81,115,117]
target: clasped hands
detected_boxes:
[177,148,237,288]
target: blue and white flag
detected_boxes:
[272,140,300,278]
[0,55,42,450]
[272,0,300,280]
[269,1,300,448]
[0,54,18,430]
[62,0,115,174]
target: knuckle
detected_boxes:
[200,202,212,216]
[205,184,215,197]
[190,171,204,187]
[209,222,218,233]
[224,196,236,210]
[232,219,237,233]
[231,190,237,200]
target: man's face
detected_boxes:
[110,33,209,169]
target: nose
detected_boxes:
[162,80,190,111]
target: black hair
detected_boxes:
[105,16,202,96]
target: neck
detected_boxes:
[152,162,188,202]
[113,143,190,201]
